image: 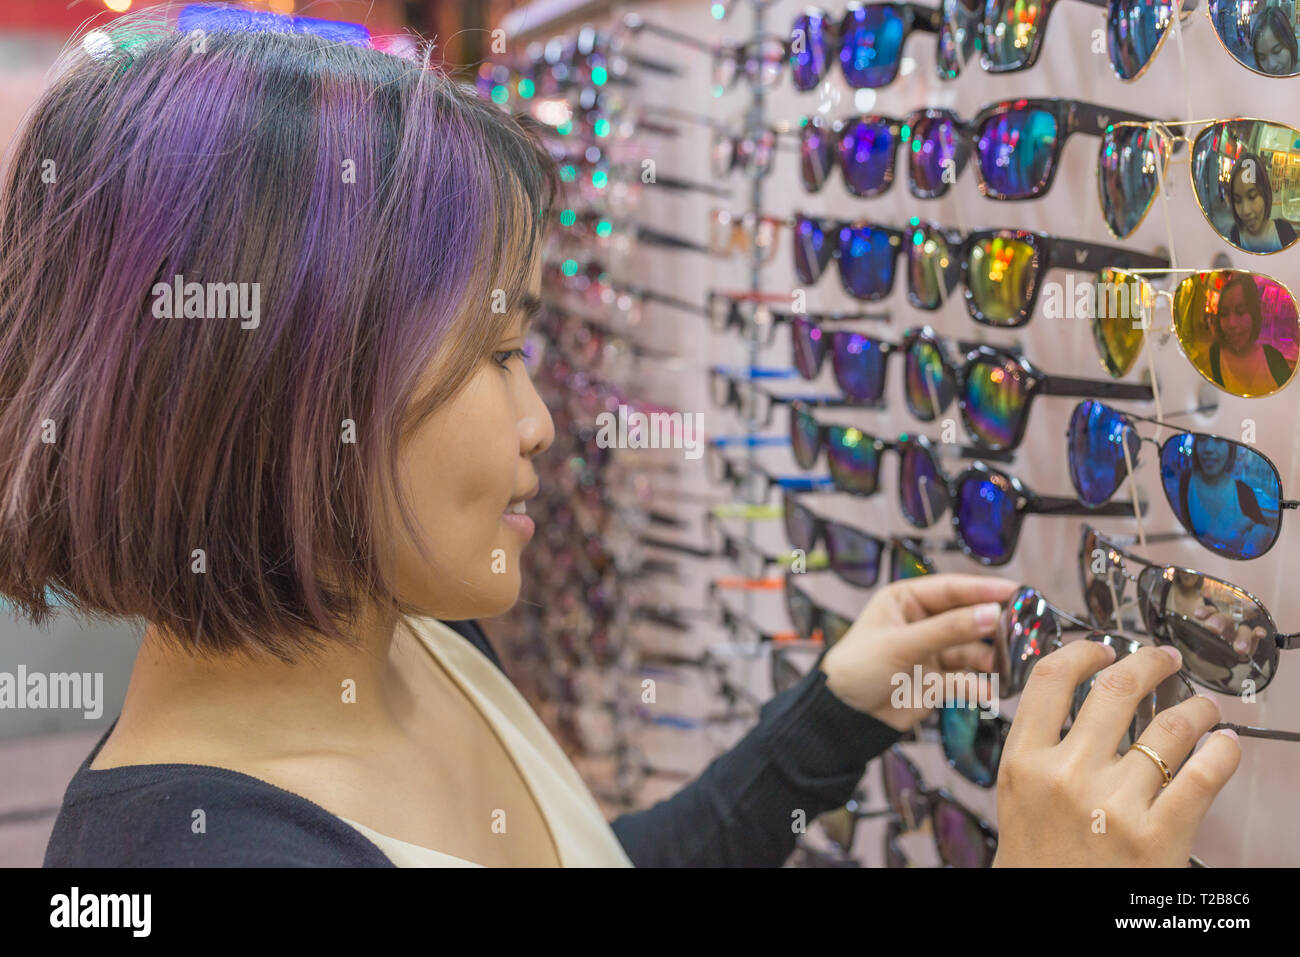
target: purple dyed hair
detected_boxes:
[0,8,559,661]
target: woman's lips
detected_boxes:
[502,501,535,540]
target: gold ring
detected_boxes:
[1129,743,1173,788]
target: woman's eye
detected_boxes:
[492,348,525,369]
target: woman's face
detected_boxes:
[1217,282,1257,353]
[1232,169,1268,235]
[389,265,554,620]
[1255,24,1295,75]
[1194,437,1231,479]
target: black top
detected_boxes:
[1229,218,1298,251]
[43,619,901,867]
[1208,341,1292,390]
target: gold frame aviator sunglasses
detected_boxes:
[1090,266,1300,399]
[1096,116,1300,255]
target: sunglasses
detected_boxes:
[947,626,1300,790]
[790,322,992,421]
[770,639,824,693]
[793,215,1166,315]
[1098,117,1300,253]
[785,574,855,645]
[1067,400,1298,560]
[949,343,1153,453]
[711,126,790,179]
[788,402,1006,521]
[709,366,855,427]
[1091,267,1300,397]
[1107,0,1300,80]
[708,209,786,262]
[707,290,890,346]
[711,35,790,91]
[789,3,944,90]
[881,747,998,867]
[946,460,1141,565]
[704,514,831,578]
[708,448,838,499]
[709,586,803,648]
[796,109,971,199]
[782,492,949,588]
[1080,525,1300,695]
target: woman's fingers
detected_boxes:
[937,640,995,674]
[887,574,1019,625]
[894,602,1002,662]
[1149,729,1242,837]
[1115,694,1222,804]
[1065,645,1185,762]
[1006,640,1117,751]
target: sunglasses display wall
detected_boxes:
[478,0,1300,869]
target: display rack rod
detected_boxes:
[743,0,766,623]
[501,0,620,40]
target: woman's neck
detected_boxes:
[101,604,422,767]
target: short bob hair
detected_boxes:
[0,9,559,661]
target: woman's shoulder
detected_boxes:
[43,731,394,868]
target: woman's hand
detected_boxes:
[817,574,1019,732]
[992,641,1241,867]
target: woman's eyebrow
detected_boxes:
[519,292,544,332]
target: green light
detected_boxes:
[517,78,535,99]
[591,66,607,86]
[559,164,576,182]
[559,208,576,226]
[490,85,508,105]
[557,119,573,135]
[901,124,911,141]
[711,2,726,18]
[596,219,612,237]
[594,118,611,138]
[562,259,579,277]
[591,169,608,189]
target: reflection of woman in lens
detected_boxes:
[1251,7,1298,75]
[1162,569,1268,688]
[1178,437,1274,557]
[1229,154,1297,253]
[1207,272,1293,393]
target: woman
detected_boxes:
[1206,271,1294,395]
[1178,438,1275,559]
[1228,153,1298,253]
[3,11,1237,868]
[1251,6,1298,76]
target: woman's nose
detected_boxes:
[518,379,555,459]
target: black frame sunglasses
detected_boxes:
[954,345,1153,453]
[782,490,957,588]
[784,573,855,645]
[881,746,999,866]
[946,460,1141,566]
[969,97,1160,201]
[788,3,944,91]
[796,108,972,200]
[707,290,889,346]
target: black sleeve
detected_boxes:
[609,663,902,867]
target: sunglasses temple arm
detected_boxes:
[621,16,715,54]
[908,4,943,32]
[1038,375,1154,401]
[1032,496,1147,518]
[1217,722,1300,743]
[1054,239,1170,272]
[948,444,1014,464]
[1067,101,1160,137]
